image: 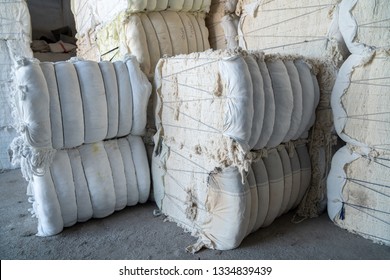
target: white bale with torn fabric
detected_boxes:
[153,50,254,251]
[237,0,348,66]
[153,140,251,252]
[206,0,239,50]
[154,50,254,166]
[0,38,33,170]
[122,11,210,77]
[153,50,316,251]
[338,0,390,55]
[331,50,390,152]
[327,145,390,246]
[0,0,31,41]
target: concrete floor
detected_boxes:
[0,168,389,260]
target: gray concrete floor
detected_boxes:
[0,168,389,260]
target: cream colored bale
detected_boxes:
[327,145,390,246]
[339,0,390,54]
[0,0,31,40]
[238,0,347,65]
[154,50,254,167]
[332,50,390,152]
[206,0,239,50]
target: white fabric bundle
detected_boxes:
[14,57,151,152]
[11,57,152,236]
[154,50,254,163]
[71,0,211,39]
[327,145,390,246]
[153,49,253,251]
[152,140,251,252]
[0,1,32,171]
[332,50,390,152]
[206,0,239,50]
[0,0,31,41]
[338,0,390,55]
[29,136,150,236]
[153,50,316,251]
[237,0,348,65]
[122,11,210,76]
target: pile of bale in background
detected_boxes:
[1,0,388,250]
[0,0,32,171]
[327,0,390,246]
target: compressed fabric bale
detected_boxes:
[27,138,149,236]
[339,0,390,55]
[332,50,390,152]
[206,0,239,50]
[0,0,31,40]
[251,156,269,231]
[10,57,151,181]
[0,39,32,171]
[154,50,254,172]
[153,50,255,250]
[153,139,251,252]
[122,11,210,76]
[327,145,390,246]
[262,148,284,227]
[238,0,348,65]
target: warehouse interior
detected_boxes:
[1,0,389,260]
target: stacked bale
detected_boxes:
[237,0,347,64]
[328,0,390,246]
[152,49,320,251]
[206,0,239,50]
[71,0,211,77]
[0,0,32,171]
[231,0,348,218]
[10,56,151,236]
